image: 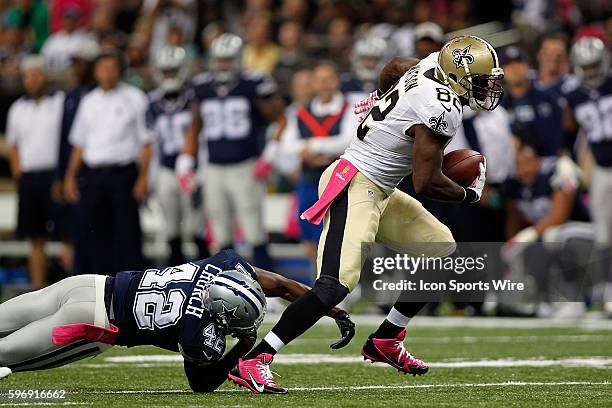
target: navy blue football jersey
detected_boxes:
[191,72,276,164]
[504,165,589,225]
[501,84,564,158]
[564,74,612,167]
[340,72,377,106]
[106,249,257,362]
[146,88,194,169]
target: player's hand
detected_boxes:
[175,153,197,195]
[254,157,273,180]
[465,159,486,203]
[501,226,538,262]
[354,90,379,123]
[330,311,355,349]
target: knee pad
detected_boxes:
[311,276,349,309]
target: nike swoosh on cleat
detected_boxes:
[247,370,265,393]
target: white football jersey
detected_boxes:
[342,52,463,195]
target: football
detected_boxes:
[442,149,485,187]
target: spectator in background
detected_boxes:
[324,17,352,72]
[64,51,152,276]
[6,56,64,289]
[278,0,309,27]
[535,33,570,93]
[5,0,48,52]
[413,22,445,59]
[42,5,93,70]
[53,38,99,275]
[277,62,357,268]
[0,22,29,92]
[50,0,95,33]
[243,17,280,73]
[143,0,196,55]
[125,33,154,90]
[501,46,564,172]
[273,20,312,100]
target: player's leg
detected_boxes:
[591,166,612,316]
[0,275,111,377]
[184,179,209,260]
[157,166,185,265]
[229,159,273,269]
[363,189,455,374]
[204,163,234,250]
[229,169,388,393]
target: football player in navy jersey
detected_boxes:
[340,36,387,106]
[0,249,355,390]
[564,37,612,316]
[177,33,283,270]
[501,144,592,317]
[147,46,209,266]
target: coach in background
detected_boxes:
[277,62,357,267]
[64,51,152,276]
[7,55,64,289]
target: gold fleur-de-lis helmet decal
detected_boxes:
[452,45,475,69]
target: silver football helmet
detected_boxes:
[209,33,243,83]
[571,37,610,89]
[203,269,266,337]
[351,36,387,82]
[153,46,189,93]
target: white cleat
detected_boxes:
[0,367,12,380]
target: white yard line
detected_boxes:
[69,381,610,395]
[74,355,612,369]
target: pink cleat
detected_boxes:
[361,329,429,376]
[228,353,288,394]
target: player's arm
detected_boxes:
[183,100,201,157]
[254,267,356,349]
[411,124,481,202]
[184,335,255,393]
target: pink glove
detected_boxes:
[353,90,379,123]
[254,157,273,180]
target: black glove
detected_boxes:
[330,311,355,349]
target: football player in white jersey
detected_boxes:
[229,36,504,394]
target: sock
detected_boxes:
[253,244,273,270]
[193,236,210,259]
[167,237,184,266]
[245,290,329,359]
[372,302,427,339]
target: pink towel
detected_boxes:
[52,323,119,346]
[300,159,358,225]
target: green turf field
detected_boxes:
[1,317,611,407]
